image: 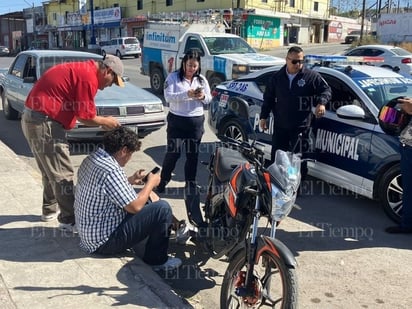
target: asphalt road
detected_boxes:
[1,45,412,308]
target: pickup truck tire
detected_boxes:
[209,74,225,91]
[2,92,19,120]
[116,50,122,59]
[150,67,165,95]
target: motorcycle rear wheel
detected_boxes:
[220,249,298,308]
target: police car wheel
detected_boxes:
[220,120,247,142]
[378,164,402,223]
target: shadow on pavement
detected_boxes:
[0,222,193,307]
[275,177,412,255]
[164,241,219,299]
[0,225,84,262]
[0,111,32,157]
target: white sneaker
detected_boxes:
[175,221,191,244]
[175,220,198,245]
[152,257,182,272]
[41,212,59,222]
[58,223,78,233]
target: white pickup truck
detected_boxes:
[141,21,285,94]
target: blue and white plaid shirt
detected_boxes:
[74,148,137,253]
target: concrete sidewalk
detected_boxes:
[0,140,192,309]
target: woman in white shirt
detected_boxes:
[157,49,212,226]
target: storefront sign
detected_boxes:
[329,21,343,39]
[88,7,121,25]
[67,12,82,26]
[246,16,280,39]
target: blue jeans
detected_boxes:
[401,144,412,229]
[95,200,172,266]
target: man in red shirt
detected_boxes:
[21,55,123,232]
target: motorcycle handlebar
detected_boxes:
[217,135,264,165]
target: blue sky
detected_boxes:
[0,0,45,15]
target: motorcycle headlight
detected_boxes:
[271,183,296,222]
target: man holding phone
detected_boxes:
[142,167,160,183]
[74,127,182,272]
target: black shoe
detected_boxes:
[155,180,167,193]
[185,181,205,194]
[385,226,412,234]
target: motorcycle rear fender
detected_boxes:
[227,235,297,268]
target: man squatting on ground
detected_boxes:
[74,127,182,271]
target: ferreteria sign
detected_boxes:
[246,16,281,40]
[244,15,282,48]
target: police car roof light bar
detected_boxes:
[305,54,385,67]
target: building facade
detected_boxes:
[0,12,25,54]
[1,0,367,53]
[121,0,332,48]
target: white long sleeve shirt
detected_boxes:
[164,71,212,117]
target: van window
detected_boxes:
[124,38,138,44]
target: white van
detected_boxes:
[101,37,141,59]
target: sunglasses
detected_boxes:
[287,58,304,65]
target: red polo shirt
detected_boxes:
[25,60,98,130]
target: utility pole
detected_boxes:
[90,0,96,46]
[377,0,382,19]
[360,0,366,44]
[24,0,36,47]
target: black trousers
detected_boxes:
[160,113,205,183]
[270,126,311,179]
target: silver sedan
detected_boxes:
[0,50,166,140]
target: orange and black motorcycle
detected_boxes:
[200,136,300,308]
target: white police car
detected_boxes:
[208,55,412,222]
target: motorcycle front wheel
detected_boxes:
[220,250,298,308]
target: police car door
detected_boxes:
[309,73,373,195]
[252,70,278,146]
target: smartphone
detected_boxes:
[142,167,160,183]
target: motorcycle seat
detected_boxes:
[214,146,247,183]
